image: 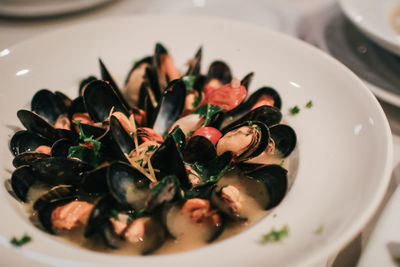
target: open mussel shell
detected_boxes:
[38,197,77,234]
[151,79,186,136]
[123,56,153,108]
[183,136,216,164]
[30,157,93,185]
[79,76,97,96]
[163,201,223,243]
[151,135,190,189]
[31,89,68,124]
[240,72,254,90]
[17,110,60,142]
[222,105,282,133]
[55,91,72,108]
[109,115,134,160]
[228,87,282,118]
[185,46,202,76]
[33,185,77,211]
[211,186,247,221]
[217,121,270,162]
[81,165,109,195]
[50,138,74,158]
[270,124,297,158]
[12,152,50,168]
[146,175,180,212]
[99,58,131,110]
[246,164,288,209]
[127,216,166,255]
[83,80,130,123]
[11,165,37,202]
[84,195,124,250]
[107,161,151,210]
[207,60,232,85]
[10,130,52,156]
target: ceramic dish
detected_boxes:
[339,0,400,56]
[0,15,393,266]
[0,0,114,18]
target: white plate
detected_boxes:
[339,0,400,56]
[0,0,114,18]
[0,15,393,266]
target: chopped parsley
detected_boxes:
[289,106,300,115]
[182,75,196,93]
[137,158,144,166]
[145,145,158,153]
[68,120,102,167]
[194,104,223,126]
[314,225,323,235]
[187,131,195,138]
[280,160,285,166]
[10,234,32,247]
[110,209,119,220]
[306,100,313,108]
[261,225,289,244]
[192,95,202,108]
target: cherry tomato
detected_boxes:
[192,127,222,146]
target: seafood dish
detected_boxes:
[7,43,297,255]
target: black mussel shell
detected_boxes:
[33,185,77,211]
[99,58,131,110]
[31,89,67,124]
[38,197,76,234]
[211,186,247,220]
[55,91,72,108]
[83,80,130,123]
[146,175,179,212]
[222,105,282,133]
[246,164,288,209]
[109,115,134,160]
[151,79,186,136]
[11,165,37,202]
[81,165,109,195]
[30,158,93,185]
[51,138,74,158]
[79,76,97,96]
[128,217,166,255]
[13,152,50,168]
[17,110,60,142]
[168,126,186,152]
[56,128,78,142]
[270,124,297,158]
[240,72,254,90]
[217,121,270,162]
[123,56,153,108]
[207,60,232,85]
[107,161,150,210]
[151,135,190,189]
[163,201,223,243]
[67,96,86,122]
[185,47,202,76]
[10,130,52,156]
[183,136,216,164]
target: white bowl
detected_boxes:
[0,15,393,267]
[339,0,400,56]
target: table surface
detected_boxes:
[1,0,399,266]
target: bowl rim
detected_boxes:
[0,13,394,267]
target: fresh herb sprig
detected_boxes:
[194,104,223,126]
[10,234,32,247]
[261,225,289,244]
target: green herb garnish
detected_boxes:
[145,145,157,153]
[182,75,196,93]
[192,95,201,108]
[110,209,119,220]
[187,131,195,138]
[289,106,300,115]
[261,225,289,244]
[11,234,32,247]
[194,104,223,126]
[306,100,313,108]
[137,159,144,166]
[68,120,102,167]
[280,160,285,166]
[315,225,323,235]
